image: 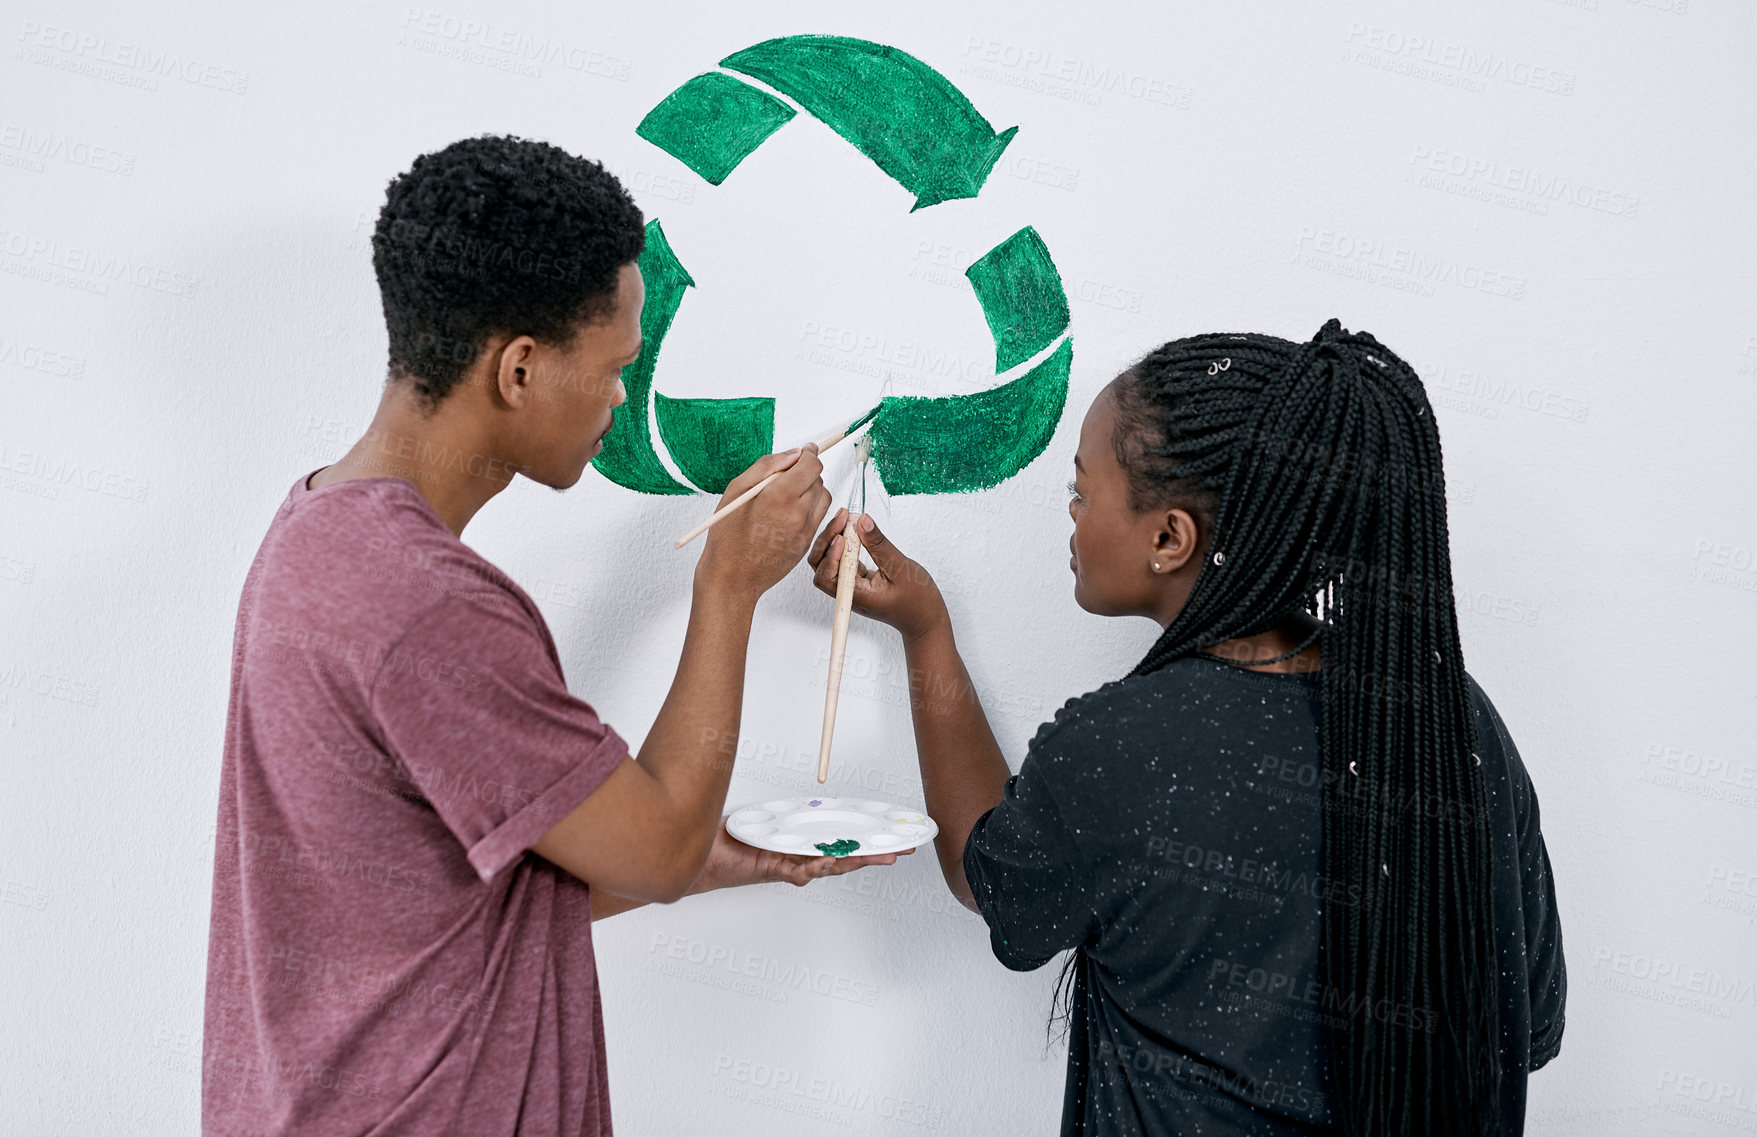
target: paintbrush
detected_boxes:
[817,432,872,783]
[672,403,882,549]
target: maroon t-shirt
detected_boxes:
[202,468,630,1135]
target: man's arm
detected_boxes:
[589,817,913,920]
[533,571,757,902]
[590,891,650,921]
[533,446,830,903]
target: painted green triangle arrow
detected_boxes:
[633,35,1025,210]
[592,220,696,494]
[966,226,1070,372]
[867,226,1073,493]
[639,37,1016,209]
[594,220,778,495]
[636,72,797,186]
[873,338,1072,495]
[654,393,775,493]
[719,36,1017,210]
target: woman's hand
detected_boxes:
[688,815,911,893]
[807,509,949,643]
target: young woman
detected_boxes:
[808,320,1565,1136]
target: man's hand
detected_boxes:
[689,815,912,892]
[591,818,912,919]
[808,509,949,643]
[697,445,831,604]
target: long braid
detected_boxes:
[1059,320,1500,1135]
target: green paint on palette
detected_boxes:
[873,338,1072,495]
[814,838,862,857]
[654,394,775,493]
[635,72,797,186]
[966,227,1070,372]
[720,36,1018,211]
[593,220,695,495]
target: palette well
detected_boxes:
[725,797,939,857]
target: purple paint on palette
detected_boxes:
[808,799,823,807]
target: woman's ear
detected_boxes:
[1151,508,1202,573]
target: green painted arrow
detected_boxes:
[872,337,1072,495]
[718,35,1018,211]
[593,220,695,494]
[594,220,780,495]
[636,72,797,186]
[654,393,775,493]
[966,226,1070,373]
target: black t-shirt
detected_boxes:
[963,655,1565,1136]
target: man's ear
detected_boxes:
[493,335,539,408]
[1152,507,1202,572]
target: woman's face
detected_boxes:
[1067,381,1206,626]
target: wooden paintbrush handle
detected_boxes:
[673,424,856,549]
[817,516,864,783]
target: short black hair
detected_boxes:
[370,134,645,410]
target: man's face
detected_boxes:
[518,261,643,489]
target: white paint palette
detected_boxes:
[726,796,938,857]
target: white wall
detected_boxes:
[2,1,1754,1133]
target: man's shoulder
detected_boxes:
[282,478,514,597]
[246,476,531,661]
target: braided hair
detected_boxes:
[1058,319,1500,1135]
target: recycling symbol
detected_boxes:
[595,35,1072,497]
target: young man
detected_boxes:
[201,134,902,1135]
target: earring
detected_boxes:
[1152,562,1161,571]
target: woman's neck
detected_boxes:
[1199,611,1324,673]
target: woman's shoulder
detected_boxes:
[1027,655,1265,754]
[1460,670,1518,761]
[1036,677,1134,733]
[1029,670,1159,744]
[1459,669,1539,799]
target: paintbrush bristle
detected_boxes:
[844,402,882,435]
[855,432,873,462]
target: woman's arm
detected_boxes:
[897,619,1011,910]
[809,510,1012,911]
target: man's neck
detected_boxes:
[309,385,514,537]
